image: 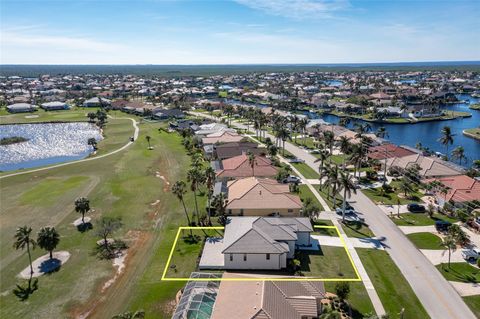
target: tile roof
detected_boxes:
[368,143,417,160]
[386,153,464,177]
[424,175,480,202]
[217,155,278,178]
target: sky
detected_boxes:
[1,0,479,64]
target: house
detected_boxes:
[6,103,38,113]
[368,143,417,160]
[225,177,303,216]
[215,142,263,160]
[152,108,184,120]
[40,101,70,111]
[199,217,313,270]
[82,97,111,107]
[214,154,278,179]
[201,131,244,145]
[424,175,480,206]
[211,273,325,319]
[195,123,235,137]
[386,154,464,178]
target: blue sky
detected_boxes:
[1,0,479,64]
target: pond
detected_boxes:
[0,122,103,171]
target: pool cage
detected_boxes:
[171,272,222,319]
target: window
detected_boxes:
[243,254,247,261]
[240,209,244,216]
[287,209,293,213]
[228,209,232,215]
[266,253,270,260]
[229,254,233,262]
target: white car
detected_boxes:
[462,248,480,262]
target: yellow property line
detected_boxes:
[161,225,362,282]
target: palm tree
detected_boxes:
[145,135,152,149]
[375,126,388,139]
[451,146,466,165]
[441,235,456,268]
[324,165,341,208]
[438,126,454,159]
[338,171,357,222]
[37,227,60,260]
[87,137,97,151]
[172,181,193,236]
[277,125,291,156]
[315,149,329,183]
[187,167,205,225]
[13,226,36,278]
[74,197,90,224]
[248,151,256,176]
[338,136,351,168]
[204,166,216,225]
[323,131,335,159]
[298,118,309,146]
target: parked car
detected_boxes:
[282,176,301,184]
[407,203,426,213]
[435,220,452,232]
[461,248,480,262]
[289,158,305,163]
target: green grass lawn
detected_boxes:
[407,232,444,250]
[0,109,208,318]
[362,180,423,205]
[357,248,428,318]
[463,295,480,318]
[313,219,338,237]
[340,221,375,239]
[291,162,320,179]
[324,281,375,319]
[0,107,102,124]
[391,213,458,226]
[298,184,324,211]
[436,263,480,283]
[297,246,357,279]
[164,229,223,279]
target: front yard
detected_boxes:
[291,162,320,179]
[390,213,458,226]
[436,263,480,283]
[407,232,444,249]
[362,180,424,205]
[297,246,358,279]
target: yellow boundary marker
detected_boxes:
[161,225,362,282]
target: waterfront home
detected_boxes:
[213,154,278,179]
[82,97,111,107]
[368,143,417,160]
[225,177,302,216]
[6,103,38,113]
[40,101,70,111]
[385,154,464,178]
[424,175,480,206]
[152,108,184,120]
[201,131,244,145]
[211,273,325,319]
[195,123,235,137]
[199,217,312,270]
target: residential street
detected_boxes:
[191,112,477,319]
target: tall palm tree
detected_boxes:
[338,136,351,168]
[172,181,193,236]
[442,235,456,268]
[451,146,466,165]
[375,126,388,139]
[204,166,216,224]
[338,171,357,222]
[187,167,205,225]
[248,152,256,176]
[438,126,454,159]
[37,227,60,260]
[145,135,151,149]
[14,226,36,278]
[289,115,300,144]
[298,118,309,146]
[277,125,291,156]
[323,131,335,159]
[315,148,329,183]
[74,197,90,224]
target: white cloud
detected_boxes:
[234,0,350,19]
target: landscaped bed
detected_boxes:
[407,232,444,250]
[362,180,424,205]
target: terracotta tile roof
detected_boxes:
[217,155,278,178]
[368,143,416,160]
[424,175,480,202]
[386,154,463,178]
[202,131,244,145]
[226,177,302,210]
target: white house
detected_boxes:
[41,101,70,111]
[83,97,111,107]
[6,103,38,113]
[199,217,313,270]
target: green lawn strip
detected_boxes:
[313,219,338,237]
[391,213,458,226]
[357,248,429,318]
[340,221,375,239]
[324,282,375,319]
[297,246,357,279]
[0,107,101,124]
[165,229,223,279]
[362,180,423,205]
[291,162,320,179]
[436,263,480,283]
[298,184,324,211]
[463,295,480,318]
[407,232,444,250]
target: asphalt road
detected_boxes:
[191,112,476,319]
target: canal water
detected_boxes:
[318,94,480,167]
[0,122,102,171]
